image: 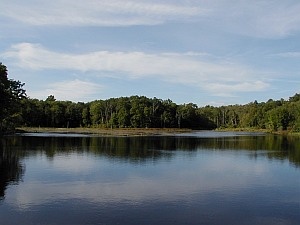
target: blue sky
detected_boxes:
[1,0,299,106]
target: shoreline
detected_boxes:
[216,127,300,136]
[16,127,193,136]
[14,127,300,137]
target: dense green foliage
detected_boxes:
[198,95,300,132]
[0,63,26,132]
[19,93,300,132]
[20,96,206,129]
[1,62,299,132]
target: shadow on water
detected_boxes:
[0,133,299,200]
[0,138,25,200]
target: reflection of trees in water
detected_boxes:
[195,135,300,167]
[0,138,25,200]
[2,134,300,167]
[0,134,299,200]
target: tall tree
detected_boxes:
[0,63,26,132]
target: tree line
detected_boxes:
[20,95,208,129]
[198,95,300,132]
[20,93,300,132]
[1,62,299,133]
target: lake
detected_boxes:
[0,131,299,225]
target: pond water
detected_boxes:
[0,131,299,225]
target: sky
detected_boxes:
[0,0,299,106]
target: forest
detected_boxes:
[1,62,300,133]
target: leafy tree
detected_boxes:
[20,98,44,127]
[116,97,130,128]
[289,93,300,102]
[129,96,148,128]
[90,100,105,126]
[0,63,26,132]
[176,103,198,128]
[160,99,176,128]
[82,106,91,127]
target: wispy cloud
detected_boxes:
[2,0,300,38]
[1,0,207,26]
[271,52,300,58]
[210,0,300,38]
[204,81,270,97]
[3,43,270,97]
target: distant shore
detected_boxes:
[16,127,192,136]
[15,127,299,136]
[216,127,300,136]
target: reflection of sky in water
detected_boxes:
[1,134,299,225]
[18,132,90,137]
[5,150,297,210]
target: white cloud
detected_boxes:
[1,0,207,26]
[204,81,270,97]
[3,43,270,96]
[1,0,300,38]
[29,79,103,102]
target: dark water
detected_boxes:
[0,131,299,225]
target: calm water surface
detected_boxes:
[0,131,299,225]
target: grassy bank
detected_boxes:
[17,127,192,136]
[215,127,270,133]
[216,127,300,136]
